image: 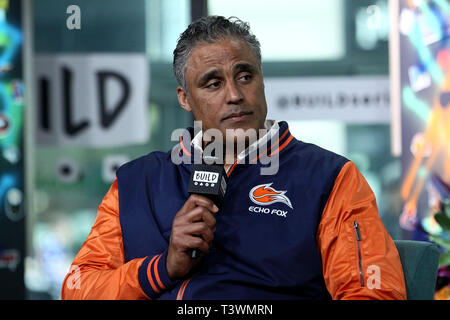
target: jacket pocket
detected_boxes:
[353,221,364,287]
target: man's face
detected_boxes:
[177,37,268,147]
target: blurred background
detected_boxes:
[0,0,448,300]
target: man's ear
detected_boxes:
[177,86,192,112]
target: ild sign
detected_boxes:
[34,54,150,147]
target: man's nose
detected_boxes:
[225,81,243,105]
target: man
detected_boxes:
[61,16,406,300]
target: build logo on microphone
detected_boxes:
[193,171,219,186]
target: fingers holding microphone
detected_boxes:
[166,194,219,280]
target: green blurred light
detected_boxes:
[408,17,444,84]
[434,0,450,15]
[419,1,443,40]
[418,165,428,178]
[402,86,431,122]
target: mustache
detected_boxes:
[220,108,254,121]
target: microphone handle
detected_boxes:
[191,248,200,259]
[191,231,202,259]
[188,161,225,259]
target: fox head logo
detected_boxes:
[249,183,293,209]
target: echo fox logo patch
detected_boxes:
[249,183,293,209]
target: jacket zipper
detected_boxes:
[353,221,364,287]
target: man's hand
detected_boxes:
[166,194,219,280]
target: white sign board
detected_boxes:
[34,54,150,147]
[264,76,391,124]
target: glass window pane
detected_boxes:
[288,120,347,155]
[208,0,345,61]
[28,0,192,300]
[146,0,191,62]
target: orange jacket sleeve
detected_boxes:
[61,180,175,300]
[317,161,406,300]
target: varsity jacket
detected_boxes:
[61,121,406,300]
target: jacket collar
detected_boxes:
[177,120,295,172]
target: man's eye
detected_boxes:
[206,81,220,89]
[239,74,252,82]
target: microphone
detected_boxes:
[188,155,227,259]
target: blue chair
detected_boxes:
[394,240,440,300]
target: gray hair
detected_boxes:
[173,15,262,91]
